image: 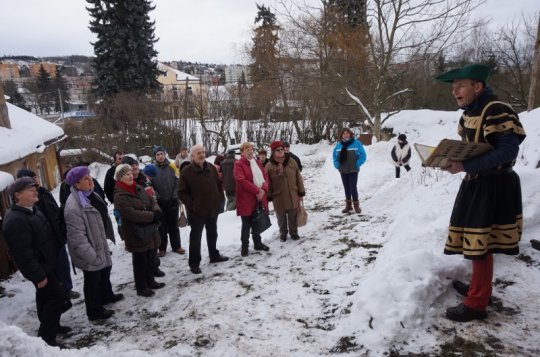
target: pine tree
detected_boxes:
[249,4,280,121]
[35,64,54,114]
[86,0,162,98]
[2,80,28,110]
[53,70,70,113]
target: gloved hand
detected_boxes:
[153,210,163,222]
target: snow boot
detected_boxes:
[353,200,362,213]
[342,200,353,213]
[445,303,487,322]
[241,245,249,257]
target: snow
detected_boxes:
[0,102,64,165]
[0,108,539,356]
[0,171,14,191]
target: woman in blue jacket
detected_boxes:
[333,128,367,213]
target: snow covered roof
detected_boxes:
[0,102,65,165]
[158,62,199,81]
[0,171,14,191]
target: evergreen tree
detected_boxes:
[86,0,162,98]
[249,4,280,121]
[35,64,54,114]
[53,70,71,113]
[2,80,28,110]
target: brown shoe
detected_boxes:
[341,200,352,213]
[353,200,362,213]
[173,247,186,255]
[158,250,166,257]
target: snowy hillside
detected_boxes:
[1,108,539,356]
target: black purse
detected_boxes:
[131,221,160,241]
[251,201,271,233]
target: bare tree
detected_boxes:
[528,12,540,111]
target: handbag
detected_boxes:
[296,200,308,227]
[251,201,272,233]
[131,221,160,241]
[177,204,188,228]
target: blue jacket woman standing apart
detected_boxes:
[333,128,367,213]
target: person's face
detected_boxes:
[120,170,134,185]
[283,146,290,153]
[14,186,39,206]
[341,131,351,140]
[180,149,188,159]
[452,79,483,107]
[130,164,140,178]
[155,152,166,163]
[31,175,41,187]
[74,174,94,192]
[273,147,285,158]
[242,146,254,160]
[115,153,124,165]
[192,147,206,166]
[258,153,266,161]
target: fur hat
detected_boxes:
[65,166,90,186]
[16,169,37,179]
[153,145,166,157]
[398,134,407,141]
[7,177,38,199]
[270,141,284,152]
[114,163,132,181]
[142,164,157,177]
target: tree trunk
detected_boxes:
[0,84,11,129]
[528,13,540,112]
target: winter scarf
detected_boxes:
[249,158,265,188]
[116,181,137,195]
[76,189,93,208]
[339,138,354,164]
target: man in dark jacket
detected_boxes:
[152,146,185,256]
[178,145,229,274]
[3,177,70,347]
[104,151,124,204]
[435,64,526,322]
[220,150,237,211]
[283,142,302,172]
[16,169,80,307]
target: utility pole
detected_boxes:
[58,88,65,126]
[528,12,540,112]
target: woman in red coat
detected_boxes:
[234,142,270,257]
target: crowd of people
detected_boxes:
[1,62,531,348]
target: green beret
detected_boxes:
[434,64,491,84]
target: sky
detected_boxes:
[0,0,538,63]
[1,103,539,355]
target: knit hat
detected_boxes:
[142,164,157,177]
[270,140,284,152]
[16,169,37,179]
[65,166,90,186]
[226,149,236,158]
[121,155,138,166]
[114,163,132,181]
[434,64,491,85]
[7,177,38,199]
[398,134,407,141]
[153,145,166,157]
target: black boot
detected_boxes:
[241,245,249,257]
[446,303,487,322]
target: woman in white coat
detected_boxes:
[391,134,412,178]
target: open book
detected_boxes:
[414,139,493,168]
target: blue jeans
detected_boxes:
[340,172,359,201]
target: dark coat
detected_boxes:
[3,204,60,284]
[35,187,66,243]
[114,184,161,253]
[219,157,237,196]
[104,164,117,203]
[234,156,269,217]
[288,152,303,172]
[177,161,224,219]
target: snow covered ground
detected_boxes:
[1,108,539,356]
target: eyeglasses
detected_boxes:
[274,148,284,152]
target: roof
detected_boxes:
[0,171,14,191]
[0,102,65,165]
[158,63,199,81]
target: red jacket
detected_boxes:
[234,156,269,216]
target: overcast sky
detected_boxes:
[0,0,537,65]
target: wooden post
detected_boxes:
[0,83,12,129]
[528,12,540,112]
